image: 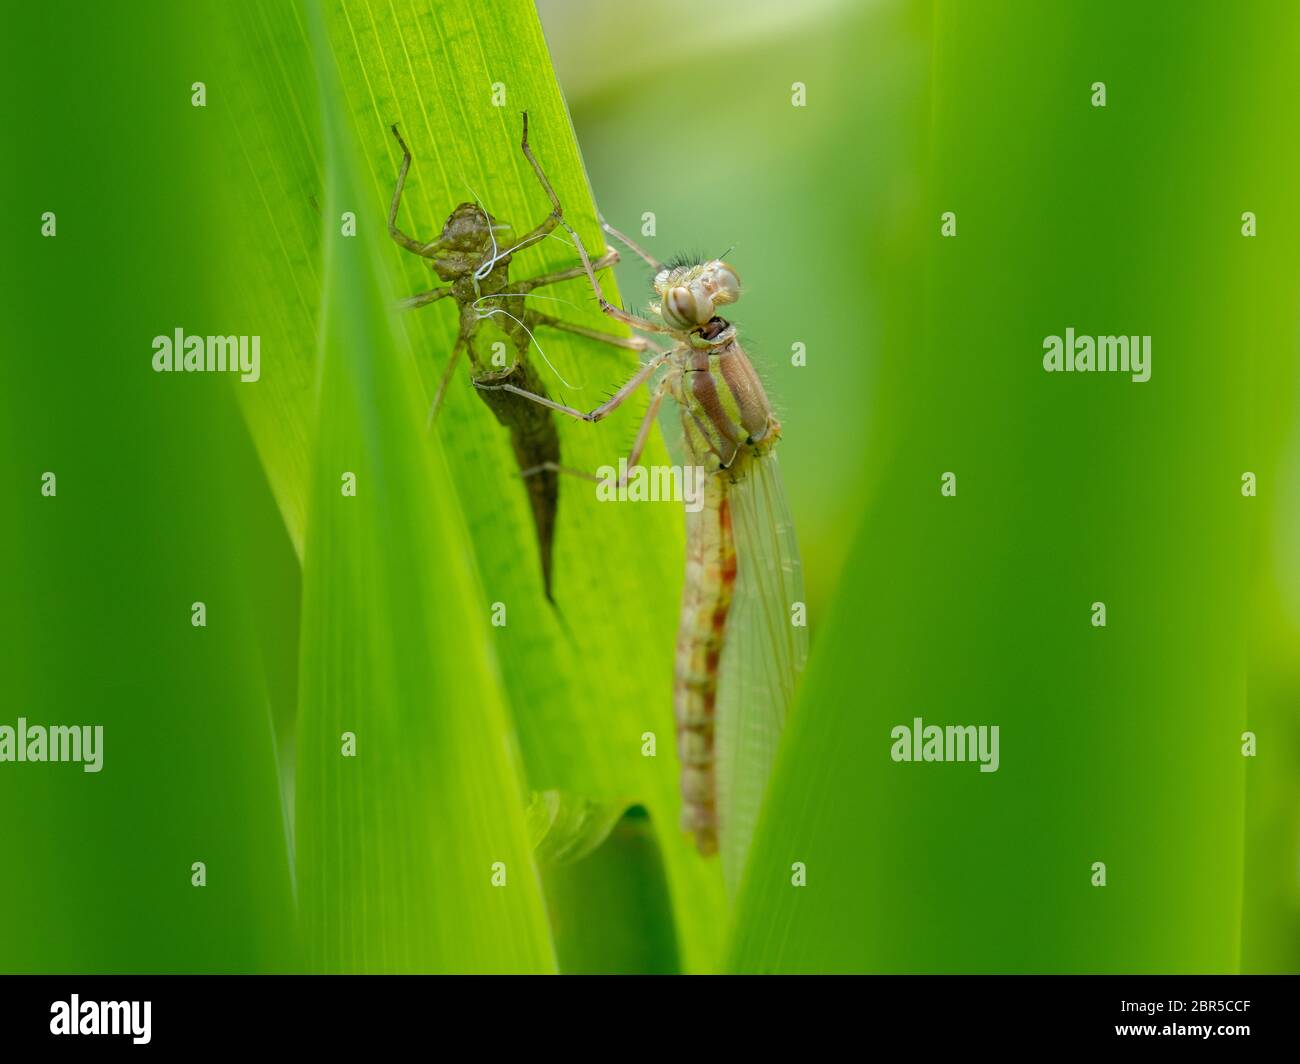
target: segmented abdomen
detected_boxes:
[472,356,560,602]
[673,473,737,856]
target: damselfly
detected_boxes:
[477,169,808,879]
[387,115,649,601]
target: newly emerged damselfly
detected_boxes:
[387,115,649,601]
[477,172,808,877]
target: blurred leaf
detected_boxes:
[542,808,681,973]
[0,0,299,971]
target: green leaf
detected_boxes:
[289,2,555,973]
[541,808,681,973]
[218,0,729,970]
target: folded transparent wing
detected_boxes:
[715,451,809,891]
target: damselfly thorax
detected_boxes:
[665,319,781,477]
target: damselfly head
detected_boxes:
[653,260,742,331]
[431,203,508,281]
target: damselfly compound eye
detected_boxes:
[710,264,741,305]
[664,284,713,329]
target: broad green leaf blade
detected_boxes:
[222,0,323,561]
[220,0,728,970]
[293,2,554,973]
[319,0,727,970]
[0,1,297,972]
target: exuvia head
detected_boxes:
[431,203,510,282]
[652,259,741,331]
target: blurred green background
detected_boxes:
[1,0,1297,973]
